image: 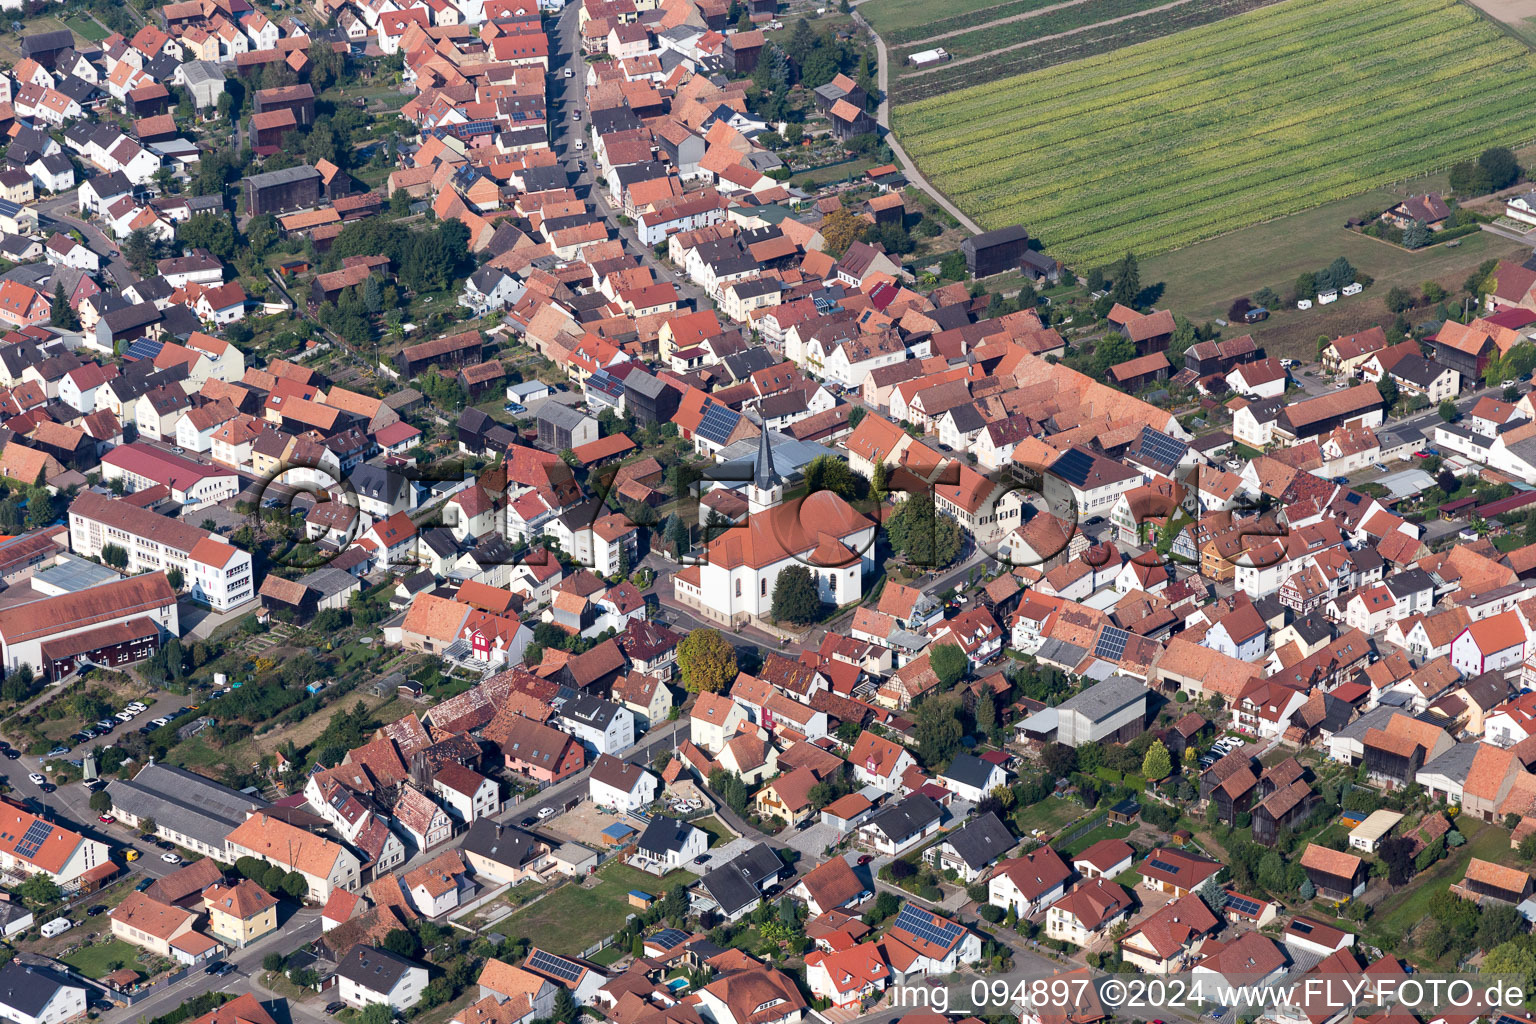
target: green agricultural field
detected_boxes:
[892,0,1536,268]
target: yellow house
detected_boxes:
[203,879,279,947]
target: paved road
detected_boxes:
[95,909,323,1024]
[853,11,982,236]
[551,4,713,311]
[36,192,136,289]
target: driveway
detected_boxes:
[689,835,757,874]
[780,820,840,858]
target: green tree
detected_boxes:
[1091,333,1136,378]
[913,693,964,768]
[930,643,967,689]
[18,875,59,907]
[1377,375,1399,412]
[358,1005,394,1024]
[1110,252,1139,306]
[167,567,184,591]
[178,212,239,261]
[1402,219,1429,250]
[1385,285,1414,313]
[552,988,578,1024]
[89,790,112,812]
[1140,739,1172,781]
[1439,399,1459,423]
[50,282,79,329]
[263,953,287,973]
[887,492,961,568]
[677,628,737,693]
[383,927,422,959]
[802,455,859,498]
[771,565,823,623]
[1483,940,1536,997]
[1480,146,1521,190]
[1295,271,1317,301]
[1450,160,1493,197]
[101,544,128,569]
[280,870,308,901]
[974,687,996,738]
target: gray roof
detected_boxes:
[865,793,942,843]
[1051,674,1150,724]
[636,815,698,856]
[180,60,225,85]
[106,763,268,849]
[1417,741,1479,785]
[537,402,594,431]
[941,811,1014,870]
[700,843,780,916]
[349,463,407,504]
[31,554,121,594]
[245,164,323,189]
[0,963,80,1018]
[558,693,623,730]
[298,566,361,599]
[460,819,543,869]
[336,945,419,993]
[1383,568,1434,599]
[941,753,1000,791]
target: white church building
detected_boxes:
[673,429,877,627]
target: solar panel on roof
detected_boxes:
[1225,893,1263,916]
[528,949,583,983]
[893,903,964,950]
[1291,920,1313,934]
[15,819,52,859]
[1138,426,1187,467]
[696,402,741,445]
[124,337,164,362]
[1147,857,1183,875]
[1094,627,1129,662]
[1050,448,1094,488]
[649,928,688,949]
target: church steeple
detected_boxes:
[747,425,782,515]
[753,424,781,490]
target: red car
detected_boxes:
[857,854,872,865]
[97,815,115,824]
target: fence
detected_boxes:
[580,920,633,961]
[1050,811,1107,853]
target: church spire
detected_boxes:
[753,424,780,491]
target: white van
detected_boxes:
[41,918,71,938]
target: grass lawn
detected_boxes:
[1142,182,1528,361]
[500,861,691,957]
[1113,867,1141,888]
[64,15,107,40]
[1058,821,1134,857]
[790,158,882,190]
[589,944,626,966]
[692,816,731,847]
[1012,797,1088,836]
[1367,820,1502,950]
[64,939,144,979]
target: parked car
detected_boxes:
[98,815,115,824]
[161,853,181,864]
[86,906,107,917]
[537,807,555,819]
[325,1004,346,1016]
[205,962,235,977]
[150,717,170,728]
[26,773,44,785]
[45,746,69,757]
[693,855,710,865]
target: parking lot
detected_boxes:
[780,819,841,858]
